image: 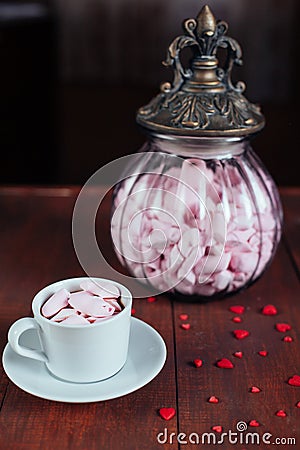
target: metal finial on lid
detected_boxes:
[137,5,265,137]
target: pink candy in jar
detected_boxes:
[110,5,283,299]
[111,142,282,298]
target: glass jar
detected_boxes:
[111,136,282,298]
[110,5,283,299]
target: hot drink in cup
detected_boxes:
[41,280,124,325]
[8,278,132,382]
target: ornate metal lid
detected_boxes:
[137,5,265,137]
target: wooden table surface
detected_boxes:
[0,186,299,450]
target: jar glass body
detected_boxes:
[111,136,282,298]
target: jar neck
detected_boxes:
[149,134,250,159]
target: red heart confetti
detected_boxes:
[233,351,243,359]
[283,336,293,342]
[296,401,300,408]
[208,396,219,404]
[275,323,291,333]
[261,304,278,315]
[233,329,250,340]
[159,408,176,421]
[275,410,287,417]
[232,316,242,323]
[179,314,188,321]
[229,305,245,314]
[193,359,203,368]
[131,308,136,315]
[250,386,261,393]
[211,426,222,433]
[249,420,260,427]
[181,323,190,330]
[216,358,234,369]
[288,375,300,387]
[147,296,156,303]
[258,350,268,357]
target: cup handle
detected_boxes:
[8,317,48,363]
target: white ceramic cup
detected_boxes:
[8,277,132,383]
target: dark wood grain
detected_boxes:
[173,242,300,449]
[0,186,299,450]
[0,187,177,450]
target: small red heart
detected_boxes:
[211,425,222,433]
[216,358,234,369]
[261,304,278,315]
[159,408,176,421]
[249,420,260,427]
[296,401,300,408]
[208,396,219,404]
[288,375,300,387]
[181,323,190,330]
[258,350,268,357]
[275,410,287,417]
[179,314,188,321]
[283,336,293,342]
[250,386,261,393]
[275,323,291,333]
[232,316,242,323]
[131,308,136,315]
[147,296,156,303]
[233,329,250,340]
[229,305,245,314]
[233,351,243,359]
[193,359,203,368]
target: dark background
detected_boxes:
[0,0,299,186]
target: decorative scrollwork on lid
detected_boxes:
[161,34,198,95]
[160,4,244,95]
[136,5,265,137]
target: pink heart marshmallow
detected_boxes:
[41,288,70,318]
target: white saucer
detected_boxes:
[2,317,166,403]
